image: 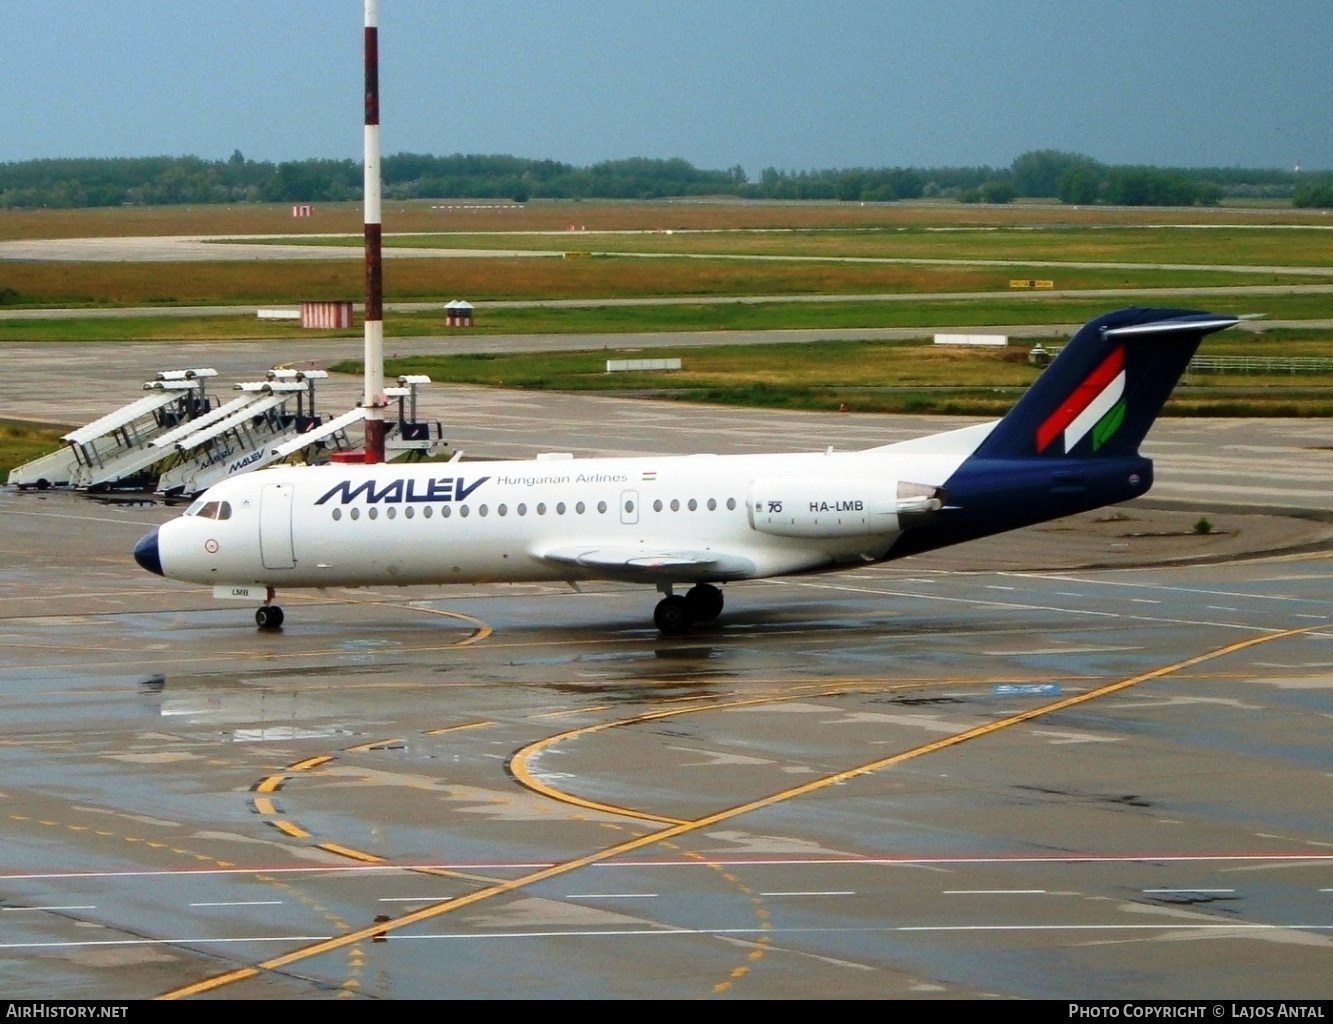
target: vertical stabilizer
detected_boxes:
[887,307,1238,560]
[973,308,1238,460]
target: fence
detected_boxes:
[1042,348,1333,376]
[1185,354,1333,375]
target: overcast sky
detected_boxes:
[2,1,1329,174]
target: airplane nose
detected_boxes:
[133,528,164,576]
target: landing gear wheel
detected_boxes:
[654,595,694,635]
[255,605,284,629]
[684,583,724,623]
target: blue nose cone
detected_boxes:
[133,528,164,576]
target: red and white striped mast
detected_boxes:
[361,0,388,463]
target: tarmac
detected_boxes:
[1,337,1331,999]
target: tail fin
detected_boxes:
[973,307,1239,460]
[884,307,1238,561]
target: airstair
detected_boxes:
[8,369,217,491]
[384,375,448,459]
[267,405,368,465]
[9,367,448,497]
[153,370,330,498]
[324,375,447,465]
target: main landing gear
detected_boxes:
[653,583,724,635]
[255,586,284,630]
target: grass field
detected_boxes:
[3,200,1331,310]
[2,198,1330,420]
[2,198,1327,242]
[316,328,1333,418]
[261,225,1333,270]
[0,419,68,478]
[1,255,1324,309]
[3,296,1330,345]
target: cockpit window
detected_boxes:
[190,500,233,521]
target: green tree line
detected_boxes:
[1,149,1328,209]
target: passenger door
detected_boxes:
[259,483,296,569]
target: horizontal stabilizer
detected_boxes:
[1104,314,1240,338]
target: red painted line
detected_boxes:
[4,851,1332,884]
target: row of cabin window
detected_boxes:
[329,496,739,522]
[654,497,736,512]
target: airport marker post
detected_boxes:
[362,0,388,463]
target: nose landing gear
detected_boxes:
[255,586,284,630]
[255,605,284,629]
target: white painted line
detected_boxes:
[943,889,1047,895]
[1143,888,1235,894]
[379,896,452,903]
[983,646,1139,656]
[758,891,856,897]
[1008,574,1308,603]
[0,852,1329,889]
[568,893,659,899]
[1,905,97,912]
[1131,598,1161,604]
[765,577,1121,619]
[0,509,162,528]
[189,900,284,907]
[1207,606,1238,612]
[773,576,1293,635]
[11,921,1333,954]
[0,863,558,883]
[390,921,1333,942]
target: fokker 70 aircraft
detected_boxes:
[133,307,1238,633]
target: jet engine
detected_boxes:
[747,478,942,538]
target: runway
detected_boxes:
[1,369,1331,998]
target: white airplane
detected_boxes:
[133,307,1238,633]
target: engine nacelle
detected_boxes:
[747,478,942,538]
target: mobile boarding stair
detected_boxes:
[322,375,448,465]
[152,369,330,498]
[267,405,368,467]
[8,369,217,491]
[384,375,448,459]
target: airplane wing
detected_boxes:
[536,545,755,583]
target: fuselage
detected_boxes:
[129,307,1238,633]
[144,445,972,589]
